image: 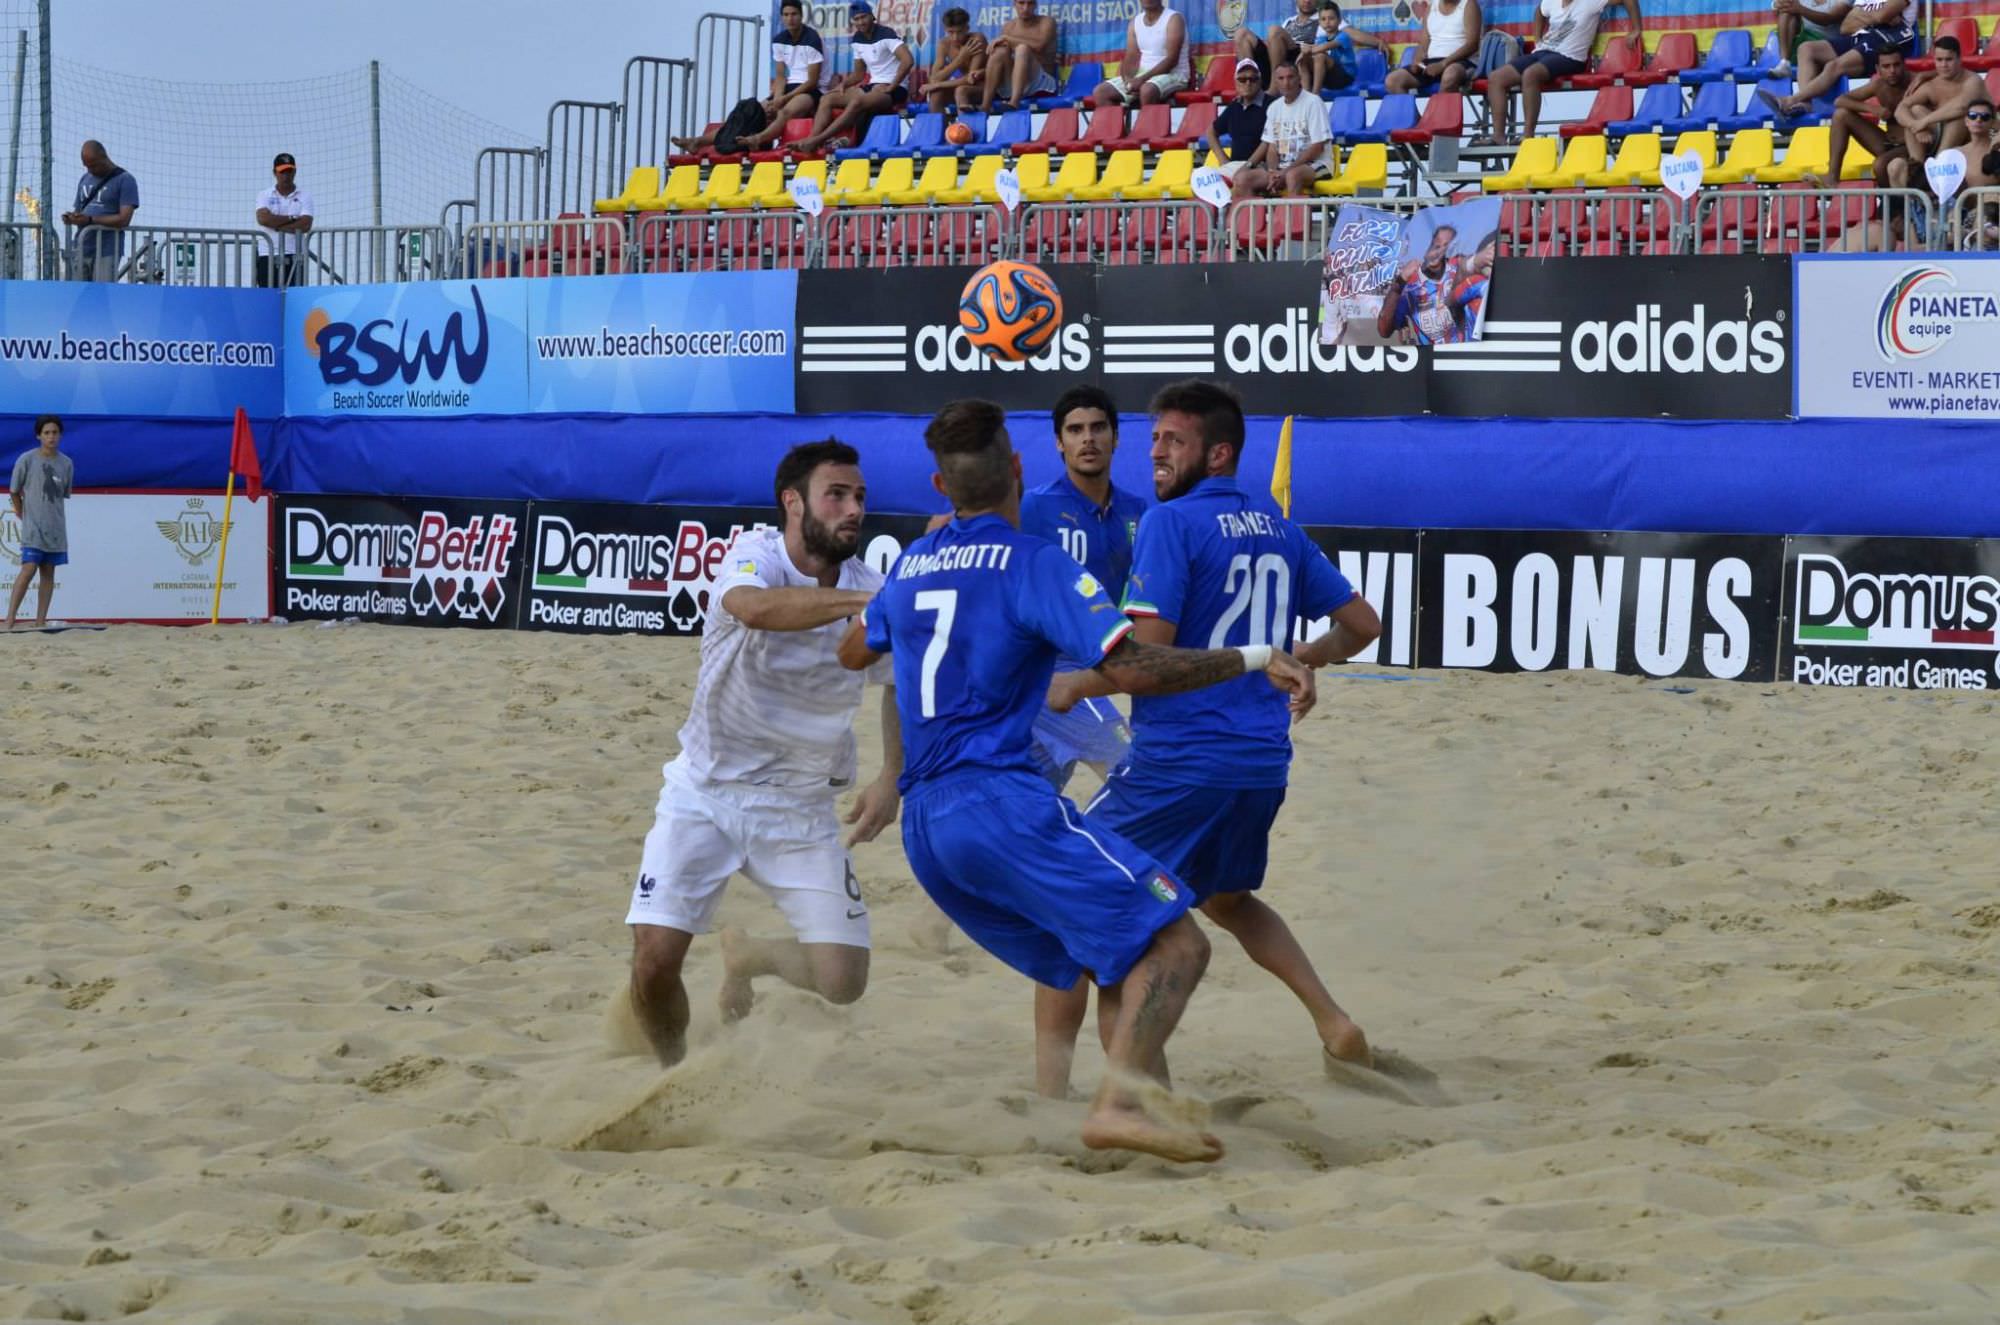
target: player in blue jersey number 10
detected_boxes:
[1045,381,1383,1097]
[839,399,1317,1164]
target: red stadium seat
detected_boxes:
[1056,104,1127,154]
[1563,85,1633,137]
[747,118,816,162]
[1019,107,1080,155]
[1176,55,1239,105]
[1698,182,1760,245]
[1570,36,1644,89]
[1105,104,1173,151]
[1629,32,1698,85]
[1391,92,1464,144]
[1165,101,1219,149]
[1909,18,1987,71]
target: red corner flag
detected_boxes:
[229,407,264,502]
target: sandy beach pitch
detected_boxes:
[3,623,1997,1324]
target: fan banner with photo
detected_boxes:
[1319,196,1501,348]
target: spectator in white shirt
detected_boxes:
[254,153,313,288]
[1231,60,1334,197]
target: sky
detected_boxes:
[57,0,768,142]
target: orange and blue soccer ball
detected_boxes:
[957,260,1064,362]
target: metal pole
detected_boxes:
[369,59,383,227]
[7,30,25,227]
[38,0,52,269]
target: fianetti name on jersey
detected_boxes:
[895,543,1015,578]
[1214,510,1280,539]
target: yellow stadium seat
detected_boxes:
[670,162,743,211]
[1837,137,1875,181]
[1527,134,1607,189]
[713,160,786,209]
[1754,125,1829,182]
[1318,143,1386,195]
[1070,149,1145,200]
[1708,128,1774,184]
[1482,136,1560,192]
[1124,148,1195,200]
[760,159,827,208]
[632,164,702,212]
[1582,132,1662,187]
[1021,150,1097,202]
[823,157,874,206]
[932,155,1005,204]
[885,155,959,205]
[1011,153,1053,195]
[842,156,916,206]
[595,166,661,214]
[1636,130,1717,187]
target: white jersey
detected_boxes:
[674,526,889,790]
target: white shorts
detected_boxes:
[624,757,870,948]
[1106,72,1190,101]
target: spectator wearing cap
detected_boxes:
[795,1,915,154]
[255,153,314,288]
[1207,59,1271,179]
[60,140,137,282]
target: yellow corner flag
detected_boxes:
[1270,415,1294,518]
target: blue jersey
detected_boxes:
[865,513,1135,792]
[1120,476,1356,789]
[1019,473,1148,604]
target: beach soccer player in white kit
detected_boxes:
[623,440,901,1067]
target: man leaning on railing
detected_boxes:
[61,140,138,282]
[255,152,315,288]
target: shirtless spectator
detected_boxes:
[1835,95,1994,250]
[1803,45,1911,188]
[795,2,915,154]
[976,0,1060,113]
[1893,36,1983,171]
[923,8,989,114]
[1764,0,1914,119]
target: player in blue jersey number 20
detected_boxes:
[839,399,1317,1164]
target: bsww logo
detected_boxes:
[1570,303,1785,375]
[301,286,490,387]
[1793,553,2000,651]
[1432,546,1770,679]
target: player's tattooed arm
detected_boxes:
[724,585,875,632]
[1293,596,1383,668]
[1093,636,1317,719]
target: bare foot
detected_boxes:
[1081,1104,1224,1163]
[1800,170,1834,190]
[716,927,754,1023]
[1322,1014,1371,1068]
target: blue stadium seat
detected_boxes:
[1679,30,1752,85]
[831,114,904,160]
[1606,83,1685,136]
[881,111,947,157]
[1663,79,1738,132]
[1345,92,1417,143]
[963,109,1029,155]
[924,111,985,157]
[1742,30,1781,80]
[1352,48,1390,96]
[1328,95,1371,144]
[1024,61,1102,110]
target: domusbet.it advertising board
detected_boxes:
[0,491,270,621]
[283,280,529,417]
[1784,536,2000,690]
[1418,530,1783,681]
[0,283,282,418]
[277,495,528,628]
[1793,254,2000,420]
[521,502,930,636]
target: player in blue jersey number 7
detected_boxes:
[838,399,1317,1164]
[1046,381,1383,1097]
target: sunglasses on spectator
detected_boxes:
[1968,110,1994,121]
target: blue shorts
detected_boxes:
[19,547,67,566]
[1084,761,1286,905]
[901,770,1191,989]
[1029,694,1131,789]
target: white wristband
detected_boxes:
[1236,644,1272,672]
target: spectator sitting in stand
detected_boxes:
[671,0,827,153]
[1238,0,1319,82]
[1475,0,1640,145]
[1094,0,1191,106]
[1230,60,1332,197]
[1764,0,1914,119]
[1839,94,1997,250]
[60,140,137,283]
[1386,0,1483,96]
[1890,35,1985,170]
[254,153,313,288]
[923,8,989,113]
[975,0,1061,112]
[795,2,914,155]
[1300,1,1384,96]
[1208,58,1272,179]
[1801,45,1910,190]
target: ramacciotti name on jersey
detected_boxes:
[896,543,1015,578]
[1215,510,1281,539]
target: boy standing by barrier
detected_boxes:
[7,416,73,631]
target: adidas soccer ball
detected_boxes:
[957,260,1064,362]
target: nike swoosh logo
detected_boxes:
[846,907,868,919]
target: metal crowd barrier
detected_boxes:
[460,217,632,280]
[693,12,766,132]
[636,210,810,272]
[623,56,697,176]
[0,220,53,280]
[1950,186,2000,252]
[294,225,454,286]
[1692,186,1932,254]
[1224,197,1441,262]
[474,146,546,227]
[547,100,621,218]
[1496,191,1684,258]
[814,205,1008,269]
[61,224,261,286]
[1018,199,1217,266]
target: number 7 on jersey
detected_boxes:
[915,589,957,718]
